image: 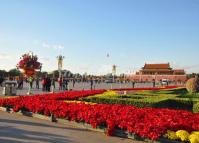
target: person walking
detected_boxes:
[58,77,63,90]
[17,76,23,89]
[17,78,20,89]
[46,77,51,92]
[0,75,4,87]
[41,77,46,91]
[51,77,56,89]
[152,79,156,88]
[132,80,135,88]
[72,79,75,88]
[63,78,68,91]
[90,78,93,90]
[36,77,40,89]
[29,77,33,89]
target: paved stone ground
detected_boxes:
[0,82,181,142]
[0,111,144,143]
[0,81,155,96]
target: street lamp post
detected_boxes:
[57,55,64,78]
[112,65,116,89]
[112,65,116,82]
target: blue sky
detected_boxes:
[0,0,199,75]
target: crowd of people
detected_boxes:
[0,75,98,92]
[0,76,4,87]
[0,75,177,93]
[30,76,93,91]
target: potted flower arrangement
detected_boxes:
[17,52,42,94]
[17,52,42,77]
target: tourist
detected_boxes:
[46,76,51,92]
[29,77,33,89]
[0,75,4,87]
[132,80,135,88]
[152,79,156,88]
[72,79,75,88]
[63,77,68,90]
[25,78,28,83]
[41,77,46,91]
[36,77,40,89]
[95,79,98,84]
[166,80,169,86]
[90,78,93,90]
[17,76,23,89]
[51,77,56,89]
[58,77,63,90]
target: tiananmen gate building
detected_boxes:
[129,63,187,82]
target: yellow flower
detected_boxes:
[191,131,199,135]
[92,90,117,97]
[176,130,190,142]
[189,134,199,143]
[164,130,178,140]
[164,130,199,143]
[103,90,117,96]
[64,100,96,105]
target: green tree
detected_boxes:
[8,68,21,77]
[52,70,59,78]
[0,70,7,77]
[35,71,43,78]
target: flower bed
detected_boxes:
[31,89,106,100]
[164,130,199,143]
[81,88,194,110]
[0,89,199,141]
[112,86,182,91]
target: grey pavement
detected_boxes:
[0,81,155,96]
[0,111,143,143]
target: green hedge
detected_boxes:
[81,87,199,112]
[81,97,195,111]
[134,88,188,95]
[153,99,194,110]
[193,102,199,113]
[178,93,199,98]
[82,97,159,108]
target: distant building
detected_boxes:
[137,63,185,75]
[130,63,187,82]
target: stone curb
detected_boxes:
[0,106,182,143]
[56,118,105,133]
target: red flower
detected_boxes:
[0,89,198,140]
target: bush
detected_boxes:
[82,97,159,108]
[193,102,199,113]
[155,99,193,111]
[178,93,199,99]
[81,96,195,111]
[186,76,199,93]
[81,88,198,111]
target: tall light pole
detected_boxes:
[57,55,64,78]
[112,64,116,82]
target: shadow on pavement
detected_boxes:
[0,118,90,132]
[0,125,75,143]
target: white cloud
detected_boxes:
[53,44,64,50]
[40,57,50,62]
[41,41,64,51]
[0,53,11,60]
[42,42,51,49]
